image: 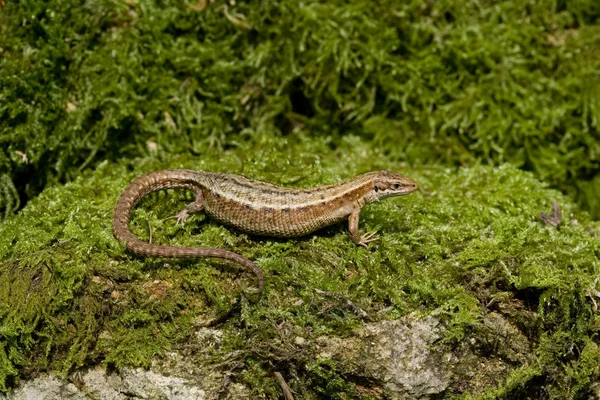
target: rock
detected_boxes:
[317,314,449,399]
[3,364,245,400]
[80,368,124,399]
[4,374,86,400]
[118,368,206,399]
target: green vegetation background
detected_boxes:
[1,0,600,398]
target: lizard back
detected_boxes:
[195,171,374,236]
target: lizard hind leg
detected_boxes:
[166,188,205,226]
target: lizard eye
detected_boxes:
[374,185,379,192]
[394,184,401,189]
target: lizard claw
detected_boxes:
[165,209,190,226]
[359,231,379,247]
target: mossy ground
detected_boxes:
[1,134,599,398]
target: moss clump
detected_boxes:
[1,0,599,217]
[0,135,599,397]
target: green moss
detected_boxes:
[0,135,599,397]
[1,0,599,217]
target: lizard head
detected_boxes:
[366,171,418,202]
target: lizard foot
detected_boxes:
[165,209,190,226]
[358,231,379,248]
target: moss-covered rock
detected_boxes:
[0,135,598,397]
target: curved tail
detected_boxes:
[113,170,264,291]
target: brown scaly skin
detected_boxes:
[113,170,418,292]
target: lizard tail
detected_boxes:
[113,170,264,292]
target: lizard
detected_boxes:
[113,169,418,292]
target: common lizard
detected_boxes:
[113,170,418,291]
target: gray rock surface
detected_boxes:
[4,374,87,400]
[317,314,450,399]
[3,367,208,400]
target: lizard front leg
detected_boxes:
[167,188,205,225]
[348,208,379,247]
